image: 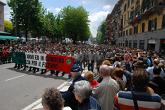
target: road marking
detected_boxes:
[5,75,26,82]
[22,80,71,110]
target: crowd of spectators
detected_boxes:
[39,44,165,110]
[1,42,165,110]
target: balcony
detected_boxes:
[129,14,142,25]
[141,1,165,18]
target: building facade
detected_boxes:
[107,0,122,44]
[0,1,5,32]
[106,14,112,43]
[109,0,165,54]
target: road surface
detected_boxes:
[0,63,66,110]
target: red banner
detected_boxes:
[46,54,75,73]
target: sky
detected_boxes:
[1,0,117,37]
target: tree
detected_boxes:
[8,0,43,41]
[4,20,13,33]
[40,12,63,42]
[96,20,107,44]
[8,1,91,42]
[61,6,90,43]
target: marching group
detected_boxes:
[0,42,165,110]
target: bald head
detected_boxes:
[99,65,113,77]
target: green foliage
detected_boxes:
[61,6,90,43]
[8,0,90,42]
[96,20,107,44]
[8,0,46,40]
[4,20,13,33]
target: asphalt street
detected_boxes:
[0,63,66,110]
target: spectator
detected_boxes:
[84,71,99,88]
[61,64,85,110]
[73,80,101,110]
[102,60,111,66]
[148,67,165,96]
[93,65,119,110]
[97,60,113,83]
[146,59,160,80]
[42,88,64,110]
[112,68,126,90]
[133,60,147,71]
[158,62,165,78]
[114,70,161,110]
[121,64,132,91]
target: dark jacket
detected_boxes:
[78,96,101,110]
[61,75,85,110]
[149,76,165,96]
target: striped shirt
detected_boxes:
[114,91,161,110]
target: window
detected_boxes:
[142,23,145,32]
[162,15,165,28]
[0,11,2,23]
[126,30,128,36]
[154,18,157,30]
[133,40,137,48]
[129,28,133,35]
[125,40,128,47]
[129,40,132,48]
[124,4,127,11]
[123,31,125,36]
[148,20,152,31]
[134,26,138,34]
[128,0,130,7]
[130,11,134,18]
[148,19,157,31]
[139,40,145,50]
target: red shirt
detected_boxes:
[90,80,99,88]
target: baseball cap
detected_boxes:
[71,64,81,72]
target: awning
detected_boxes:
[0,35,19,40]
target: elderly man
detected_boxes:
[73,80,101,110]
[61,64,85,110]
[93,65,119,110]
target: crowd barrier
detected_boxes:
[12,52,75,73]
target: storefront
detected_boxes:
[160,39,165,54]
[133,40,137,48]
[125,40,128,47]
[147,39,156,51]
[129,40,132,48]
[139,40,145,50]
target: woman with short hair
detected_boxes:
[84,71,99,88]
[42,88,64,110]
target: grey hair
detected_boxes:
[99,65,112,77]
[74,80,92,101]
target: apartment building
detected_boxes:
[0,1,5,31]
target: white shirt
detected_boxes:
[146,66,165,80]
[63,107,72,110]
